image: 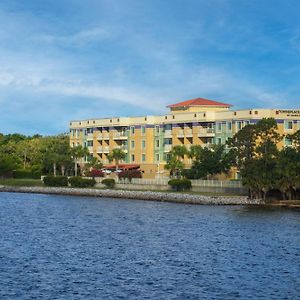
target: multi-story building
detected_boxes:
[69,98,300,178]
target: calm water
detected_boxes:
[0,193,299,300]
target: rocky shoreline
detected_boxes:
[0,185,262,205]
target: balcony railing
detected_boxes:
[87,133,93,141]
[164,130,172,138]
[113,132,127,139]
[97,146,110,153]
[185,129,193,137]
[198,128,215,137]
[88,146,93,153]
[177,130,184,138]
[164,144,172,152]
[97,133,110,140]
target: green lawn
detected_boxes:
[0,179,44,187]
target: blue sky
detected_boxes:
[1,0,300,135]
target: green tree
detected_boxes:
[274,147,300,200]
[0,153,18,178]
[187,145,234,179]
[228,118,283,199]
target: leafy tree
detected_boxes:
[227,124,257,168]
[274,147,300,200]
[187,145,234,179]
[228,118,283,199]
[0,153,18,178]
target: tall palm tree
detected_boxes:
[108,148,126,171]
[70,145,89,176]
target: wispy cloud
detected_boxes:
[37,27,112,45]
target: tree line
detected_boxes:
[0,133,128,179]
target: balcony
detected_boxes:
[97,133,110,140]
[97,146,110,153]
[88,146,93,153]
[164,130,172,138]
[87,133,93,141]
[113,132,127,140]
[164,144,172,152]
[198,128,215,137]
[185,129,193,138]
[177,129,184,138]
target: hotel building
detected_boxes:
[69,98,300,178]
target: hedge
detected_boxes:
[43,176,68,187]
[101,178,115,188]
[69,176,96,188]
[168,178,192,191]
[13,169,41,179]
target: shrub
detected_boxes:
[43,176,68,187]
[69,176,96,188]
[168,178,192,191]
[89,169,104,178]
[118,169,142,182]
[102,178,115,188]
[13,169,41,179]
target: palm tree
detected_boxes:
[164,145,187,178]
[108,148,126,171]
[70,145,89,176]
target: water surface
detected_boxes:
[0,192,299,299]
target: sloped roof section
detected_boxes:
[167,97,232,108]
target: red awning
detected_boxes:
[104,164,140,170]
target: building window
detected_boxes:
[130,126,135,135]
[131,154,135,162]
[155,125,160,134]
[164,138,172,145]
[141,126,146,135]
[284,121,293,131]
[165,153,171,161]
[285,137,293,146]
[216,137,222,145]
[142,140,146,149]
[156,154,160,162]
[156,139,160,148]
[87,141,93,146]
[131,140,135,148]
[216,122,222,133]
[236,121,242,131]
[142,154,146,162]
[227,122,232,132]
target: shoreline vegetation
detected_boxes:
[0,182,298,207]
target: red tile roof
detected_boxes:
[167,98,232,108]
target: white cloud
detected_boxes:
[37,26,112,45]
